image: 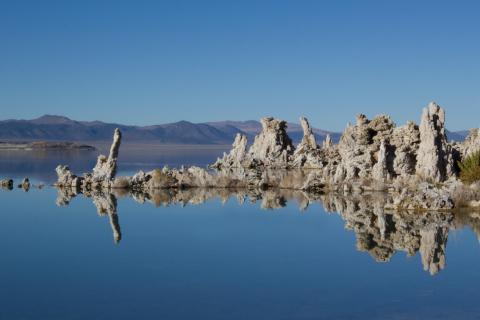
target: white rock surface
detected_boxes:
[323,134,333,149]
[460,128,480,158]
[415,102,454,182]
[296,117,317,151]
[372,140,389,181]
[211,133,248,169]
[54,102,480,211]
[92,128,122,181]
[336,114,395,180]
[247,117,294,168]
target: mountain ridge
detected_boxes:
[0,115,467,145]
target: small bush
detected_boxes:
[151,168,176,188]
[459,151,480,184]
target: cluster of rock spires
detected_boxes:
[55,186,480,275]
[211,102,466,185]
[54,102,480,211]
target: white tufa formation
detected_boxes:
[92,128,122,181]
[295,117,317,152]
[55,101,480,211]
[415,102,454,182]
[247,117,294,167]
[372,139,389,181]
[211,133,248,169]
[460,128,480,158]
[55,128,122,189]
[323,134,333,149]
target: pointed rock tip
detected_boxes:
[427,101,442,113]
[299,116,311,128]
[261,116,274,122]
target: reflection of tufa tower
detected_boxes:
[419,227,448,276]
[55,181,459,273]
[109,213,122,245]
[55,188,122,244]
[92,192,122,244]
[319,192,452,275]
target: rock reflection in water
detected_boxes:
[320,193,452,275]
[56,188,122,244]
[55,187,480,275]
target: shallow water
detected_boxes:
[1,149,480,319]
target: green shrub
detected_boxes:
[459,151,480,184]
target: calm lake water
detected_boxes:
[1,148,480,319]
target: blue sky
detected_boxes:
[0,0,479,131]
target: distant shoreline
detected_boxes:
[0,141,96,151]
[0,140,232,152]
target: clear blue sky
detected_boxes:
[1,0,479,131]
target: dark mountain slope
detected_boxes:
[0,115,467,144]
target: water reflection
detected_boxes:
[52,186,480,276]
[321,193,453,275]
[57,188,122,244]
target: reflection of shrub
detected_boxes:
[459,151,480,184]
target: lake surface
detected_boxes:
[1,148,480,319]
[0,143,228,183]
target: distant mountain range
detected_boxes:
[447,130,470,142]
[0,115,469,145]
[0,115,342,145]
